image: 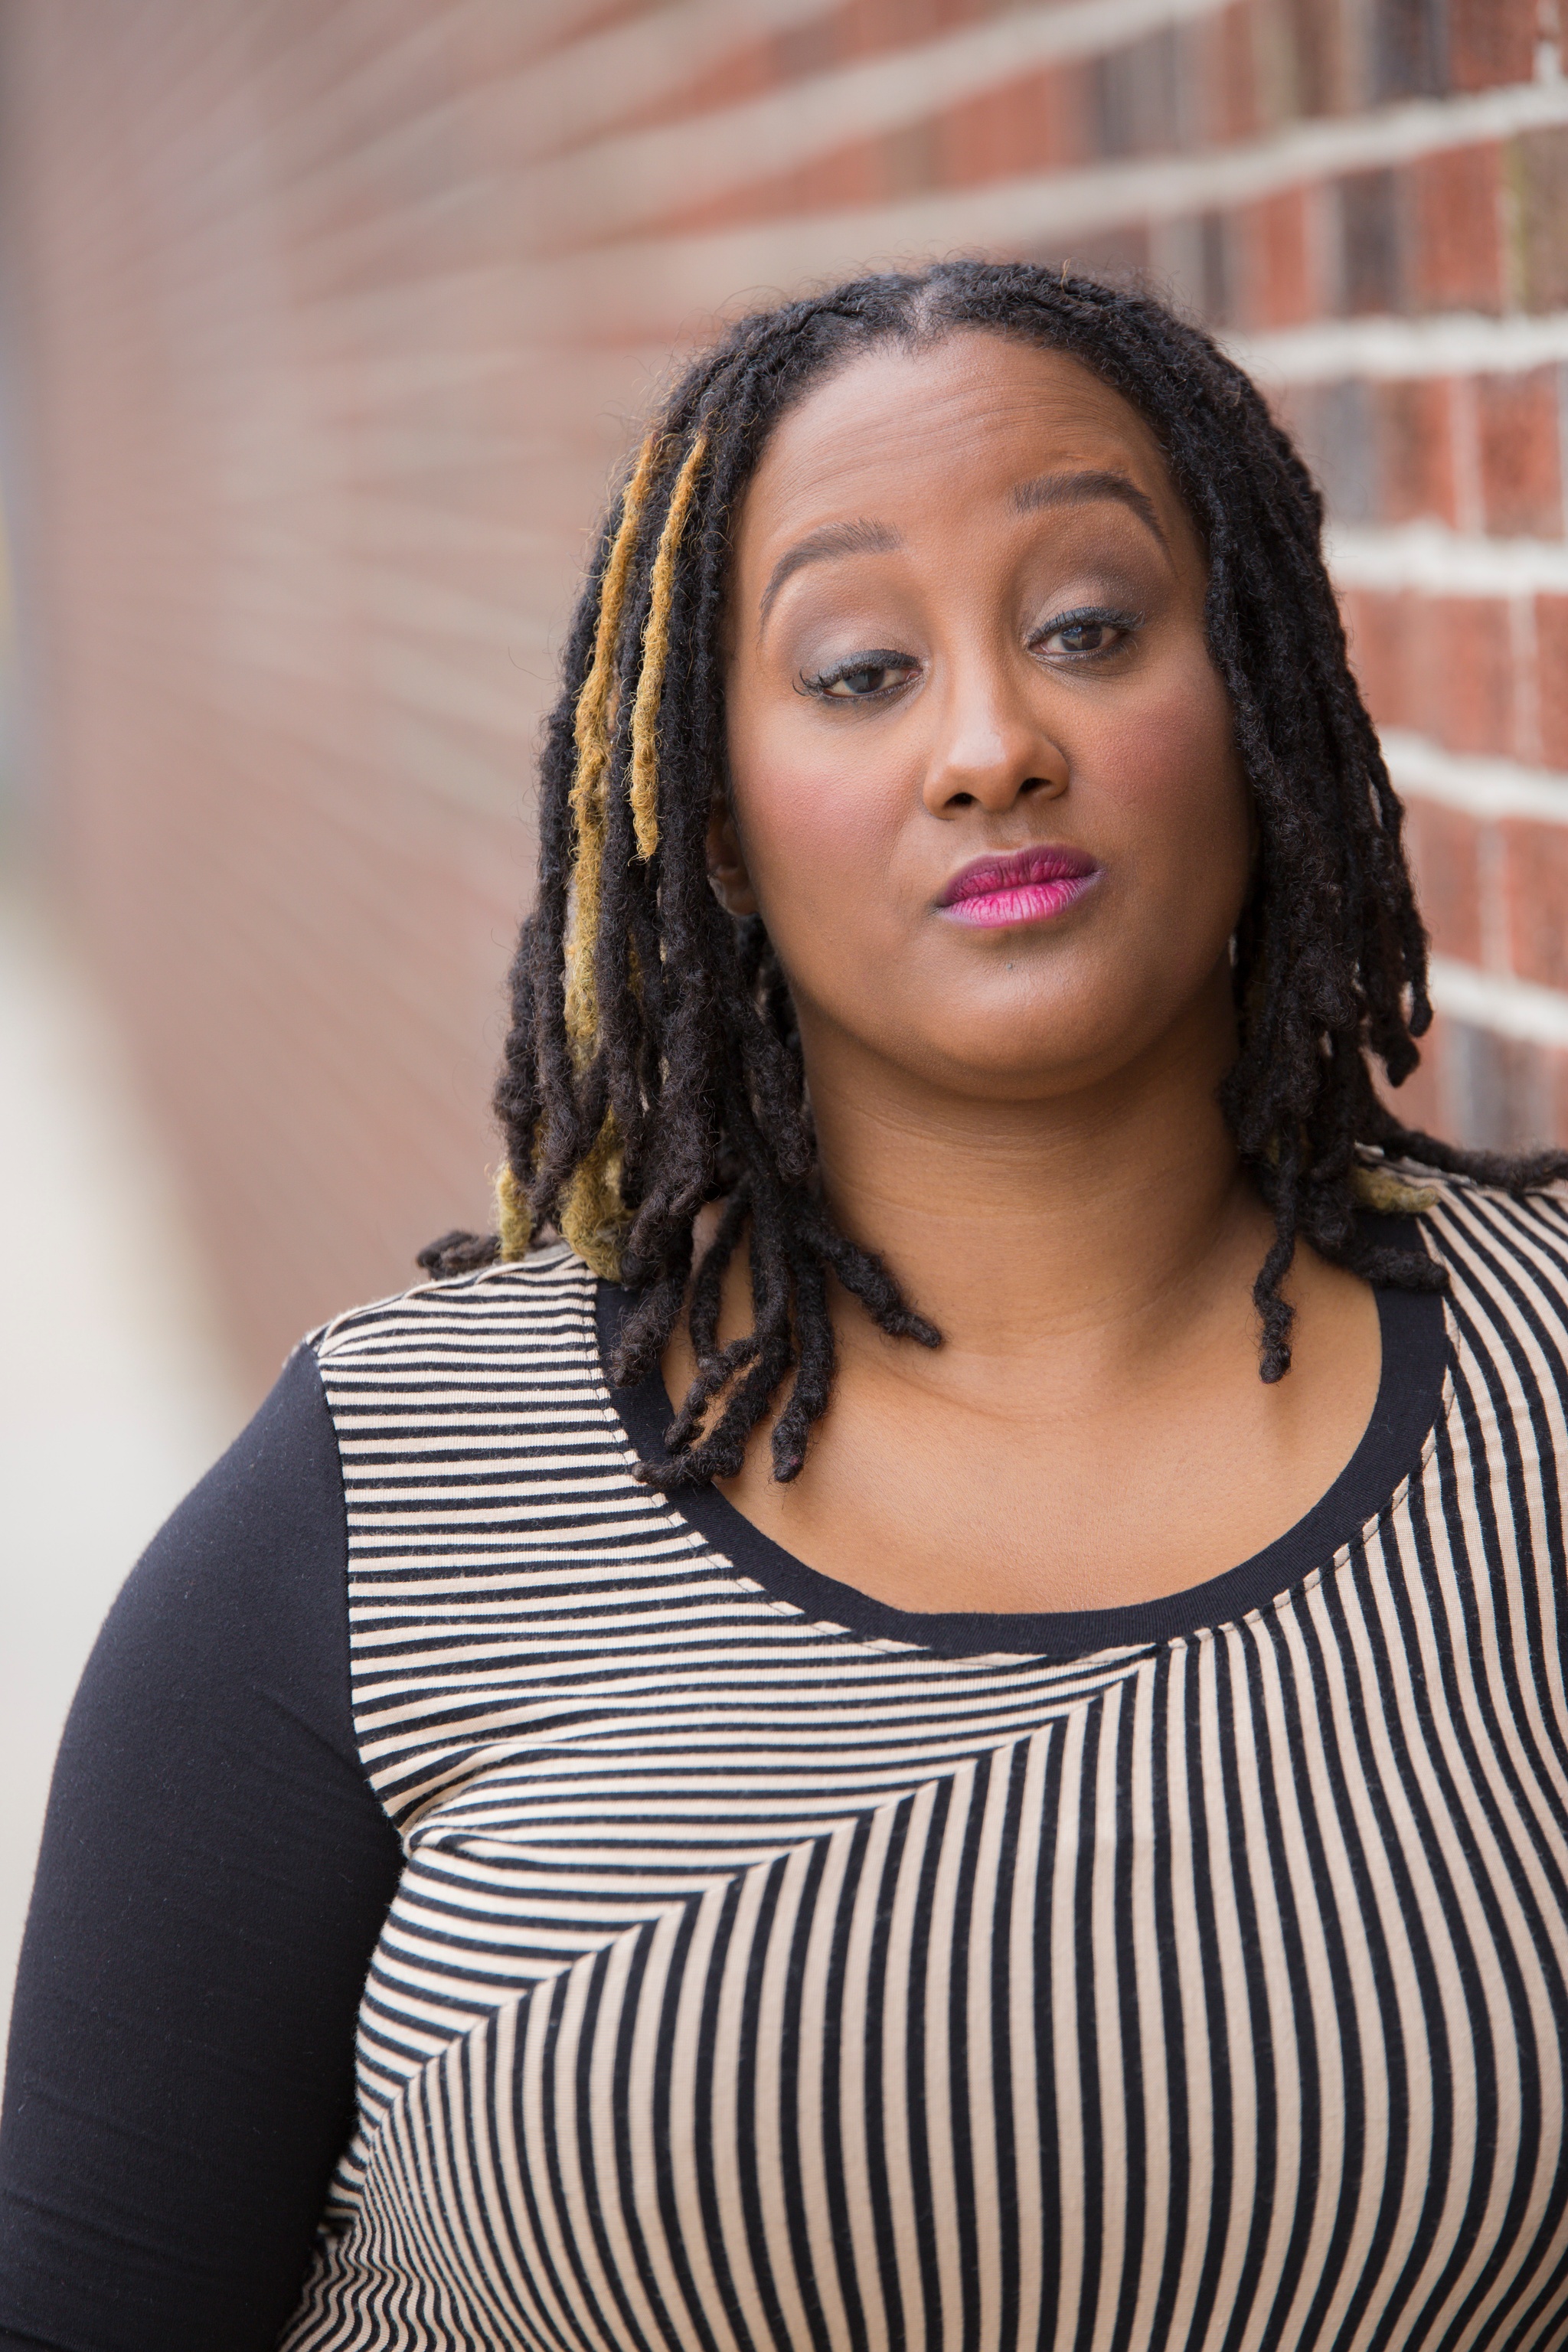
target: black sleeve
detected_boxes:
[0,1345,404,2352]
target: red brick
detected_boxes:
[773,13,844,79]
[1341,586,1414,727]
[1376,379,1458,524]
[1402,801,1486,965]
[1190,2,1259,144]
[1421,1024,1545,1145]
[1229,188,1315,328]
[1535,596,1568,769]
[1447,0,1537,91]
[1458,1031,1557,1148]
[1337,168,1405,312]
[1408,144,1504,313]
[880,118,939,198]
[936,65,1088,184]
[1301,378,1379,520]
[1370,0,1446,102]
[1416,596,1514,753]
[1396,1019,1568,1154]
[1502,818,1568,989]
[1476,370,1563,537]
[1279,0,1351,116]
[1511,127,1568,312]
[1091,27,1184,159]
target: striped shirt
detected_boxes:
[2,1171,1566,2352]
[269,1171,1568,2352]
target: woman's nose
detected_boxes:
[920,668,1070,816]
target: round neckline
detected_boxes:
[594,1227,1450,1660]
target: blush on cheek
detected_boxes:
[742,759,907,908]
[1080,675,1243,829]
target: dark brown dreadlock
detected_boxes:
[421,259,1568,1488]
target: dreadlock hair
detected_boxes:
[420,258,1568,1488]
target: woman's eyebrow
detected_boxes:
[1010,468,1166,545]
[758,518,901,626]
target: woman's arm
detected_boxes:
[0,1346,403,2352]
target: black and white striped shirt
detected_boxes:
[4,1173,1568,2352]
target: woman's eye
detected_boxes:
[1037,610,1137,659]
[808,655,918,700]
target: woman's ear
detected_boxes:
[707,795,760,916]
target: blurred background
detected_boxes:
[2,0,1565,2047]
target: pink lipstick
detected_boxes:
[939,844,1100,929]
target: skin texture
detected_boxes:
[663,330,1380,1613]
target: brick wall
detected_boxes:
[2,0,1564,1388]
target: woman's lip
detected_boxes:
[938,846,1101,929]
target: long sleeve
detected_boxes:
[0,1345,403,2351]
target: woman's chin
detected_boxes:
[858,982,1230,1103]
[891,1024,1141,1101]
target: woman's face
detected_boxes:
[720,330,1251,1103]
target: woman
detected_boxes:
[3,260,1567,2352]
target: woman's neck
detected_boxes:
[799,964,1269,1399]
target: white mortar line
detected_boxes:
[512,0,843,161]
[518,0,1233,250]
[1231,311,1568,385]
[1328,521,1568,595]
[1381,730,1568,822]
[1429,954,1568,1046]
[527,73,1568,315]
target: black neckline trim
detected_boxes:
[594,1223,1450,1659]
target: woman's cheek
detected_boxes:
[1078,676,1247,914]
[739,746,911,930]
[1079,659,1235,810]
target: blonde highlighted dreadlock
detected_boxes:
[495,1161,533,1261]
[559,1110,629,1279]
[630,436,707,860]
[564,431,664,1054]
[554,430,710,1277]
[424,260,1568,1492]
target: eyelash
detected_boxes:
[798,649,914,701]
[799,606,1142,702]
[1030,604,1143,660]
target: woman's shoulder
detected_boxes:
[1373,1152,1568,1228]
[1378,1153,1568,1316]
[309,1237,600,1374]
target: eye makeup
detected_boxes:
[798,650,920,701]
[1030,603,1144,661]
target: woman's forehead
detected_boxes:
[735,332,1183,568]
